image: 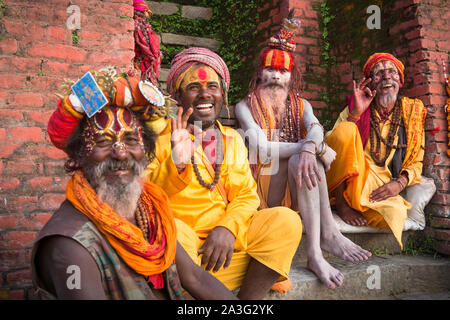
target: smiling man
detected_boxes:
[31,69,237,300]
[326,52,427,249]
[147,47,302,299]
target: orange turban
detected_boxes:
[261,48,294,72]
[363,53,405,84]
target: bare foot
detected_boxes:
[321,231,372,262]
[307,255,344,289]
[335,199,367,226]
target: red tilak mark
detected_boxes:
[198,67,207,84]
[430,126,440,135]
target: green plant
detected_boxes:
[0,0,7,17]
[149,0,262,105]
[72,29,79,45]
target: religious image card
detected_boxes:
[71,71,109,118]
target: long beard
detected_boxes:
[377,92,398,109]
[83,157,147,221]
[259,86,289,116]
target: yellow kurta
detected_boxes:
[145,120,302,290]
[326,98,425,248]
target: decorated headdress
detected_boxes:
[261,10,301,72]
[166,47,230,104]
[363,52,405,84]
[133,0,162,84]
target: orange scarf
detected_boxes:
[66,171,177,288]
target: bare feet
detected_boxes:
[321,231,372,262]
[306,255,344,289]
[335,198,367,226]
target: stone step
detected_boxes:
[292,230,416,264]
[266,254,450,300]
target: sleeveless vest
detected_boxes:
[31,200,183,300]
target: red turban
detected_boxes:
[363,53,405,84]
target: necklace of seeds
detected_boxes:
[369,99,406,166]
[191,126,223,191]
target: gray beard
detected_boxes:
[83,157,147,221]
[377,92,398,110]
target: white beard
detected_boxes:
[377,92,397,109]
[97,177,143,221]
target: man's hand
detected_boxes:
[297,141,321,190]
[352,77,376,117]
[198,226,235,273]
[171,106,195,167]
[369,180,403,202]
[319,145,336,171]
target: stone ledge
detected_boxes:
[266,255,450,300]
[160,33,220,51]
[147,1,179,16]
[181,5,212,20]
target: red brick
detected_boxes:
[10,127,43,143]
[21,212,52,230]
[10,93,44,108]
[27,43,88,63]
[0,231,37,250]
[425,227,450,241]
[0,74,27,90]
[39,193,66,211]
[26,110,53,125]
[0,143,20,158]
[5,269,32,287]
[4,161,39,176]
[8,289,25,300]
[0,39,18,55]
[433,240,450,255]
[431,217,450,229]
[27,177,53,191]
[2,196,39,213]
[0,250,27,272]
[0,178,20,190]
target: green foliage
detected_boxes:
[149,0,262,105]
[72,29,79,45]
[0,0,7,17]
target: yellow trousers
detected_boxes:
[175,206,302,291]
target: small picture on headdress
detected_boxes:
[71,72,109,118]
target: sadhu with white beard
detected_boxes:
[31,68,237,300]
[326,53,427,248]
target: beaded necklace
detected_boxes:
[369,98,407,166]
[254,90,301,142]
[191,126,223,190]
[135,198,154,242]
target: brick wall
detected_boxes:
[0,0,134,299]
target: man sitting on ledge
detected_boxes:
[326,53,427,249]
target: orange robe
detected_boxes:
[326,97,426,247]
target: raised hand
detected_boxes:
[171,106,194,167]
[352,77,376,117]
[198,226,235,273]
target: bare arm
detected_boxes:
[175,242,237,300]
[235,99,304,161]
[35,236,108,300]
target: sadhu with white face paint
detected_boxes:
[236,14,371,291]
[326,53,427,248]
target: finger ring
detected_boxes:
[356,88,360,91]
[304,173,309,177]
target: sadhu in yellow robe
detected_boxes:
[326,97,426,248]
[145,119,302,290]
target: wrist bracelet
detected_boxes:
[299,149,316,156]
[317,141,328,157]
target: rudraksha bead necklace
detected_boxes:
[191,126,223,190]
[369,98,407,166]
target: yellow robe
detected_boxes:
[326,97,425,248]
[145,120,302,290]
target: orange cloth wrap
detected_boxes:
[363,52,405,84]
[65,171,177,277]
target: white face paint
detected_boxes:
[260,67,291,89]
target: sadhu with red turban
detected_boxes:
[325,52,429,250]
